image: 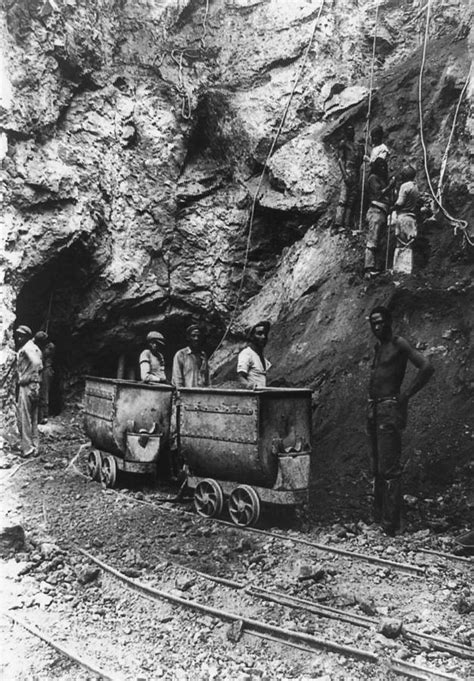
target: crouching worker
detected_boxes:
[139,331,167,383]
[15,325,43,458]
[237,321,271,389]
[391,166,419,274]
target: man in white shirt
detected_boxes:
[15,325,43,457]
[237,321,271,389]
[172,325,209,388]
[139,331,167,383]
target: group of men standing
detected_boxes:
[14,325,55,458]
[138,321,271,391]
[335,124,420,278]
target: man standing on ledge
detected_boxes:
[237,321,271,389]
[367,306,434,535]
[15,325,43,457]
[172,325,209,388]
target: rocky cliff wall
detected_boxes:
[1,0,472,514]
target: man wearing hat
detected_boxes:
[237,321,271,389]
[139,331,167,383]
[15,325,43,457]
[34,331,56,424]
[172,325,209,388]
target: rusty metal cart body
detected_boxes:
[83,377,173,487]
[179,387,313,526]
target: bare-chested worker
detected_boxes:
[139,331,167,384]
[237,321,271,389]
[367,306,434,535]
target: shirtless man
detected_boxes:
[237,321,271,389]
[367,306,434,535]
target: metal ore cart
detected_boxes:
[83,377,173,487]
[179,387,313,526]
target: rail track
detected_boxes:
[3,452,471,681]
[75,546,467,680]
[69,448,473,574]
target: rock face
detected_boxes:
[0,0,472,509]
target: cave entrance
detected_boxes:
[15,240,95,414]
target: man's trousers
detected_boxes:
[367,397,405,534]
[17,383,40,456]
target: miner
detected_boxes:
[392,165,420,274]
[334,123,363,232]
[367,306,434,535]
[237,321,271,389]
[364,124,390,165]
[34,330,55,424]
[364,158,395,277]
[172,324,209,388]
[15,325,43,457]
[139,331,167,383]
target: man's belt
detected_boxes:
[370,201,389,213]
[368,396,399,404]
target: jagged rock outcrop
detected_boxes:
[0,0,472,511]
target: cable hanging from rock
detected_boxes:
[418,0,471,245]
[212,0,326,358]
[357,0,381,233]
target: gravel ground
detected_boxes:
[0,413,472,680]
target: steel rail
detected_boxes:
[213,519,425,576]
[2,611,121,681]
[76,548,466,679]
[197,565,474,660]
[97,484,426,576]
[77,547,378,664]
[72,462,468,578]
[390,657,461,681]
[417,548,473,566]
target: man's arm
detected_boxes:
[237,349,254,389]
[396,337,434,402]
[237,372,254,389]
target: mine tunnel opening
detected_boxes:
[15,240,97,414]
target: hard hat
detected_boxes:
[146,331,165,345]
[34,331,48,343]
[16,325,32,337]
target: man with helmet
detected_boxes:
[15,325,43,457]
[237,321,271,389]
[172,324,209,388]
[139,331,167,383]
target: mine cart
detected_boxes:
[83,377,173,487]
[179,387,313,526]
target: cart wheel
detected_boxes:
[87,450,102,481]
[101,455,117,488]
[194,479,224,518]
[228,485,261,527]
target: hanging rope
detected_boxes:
[436,77,469,201]
[357,0,381,232]
[211,1,325,359]
[418,0,471,244]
